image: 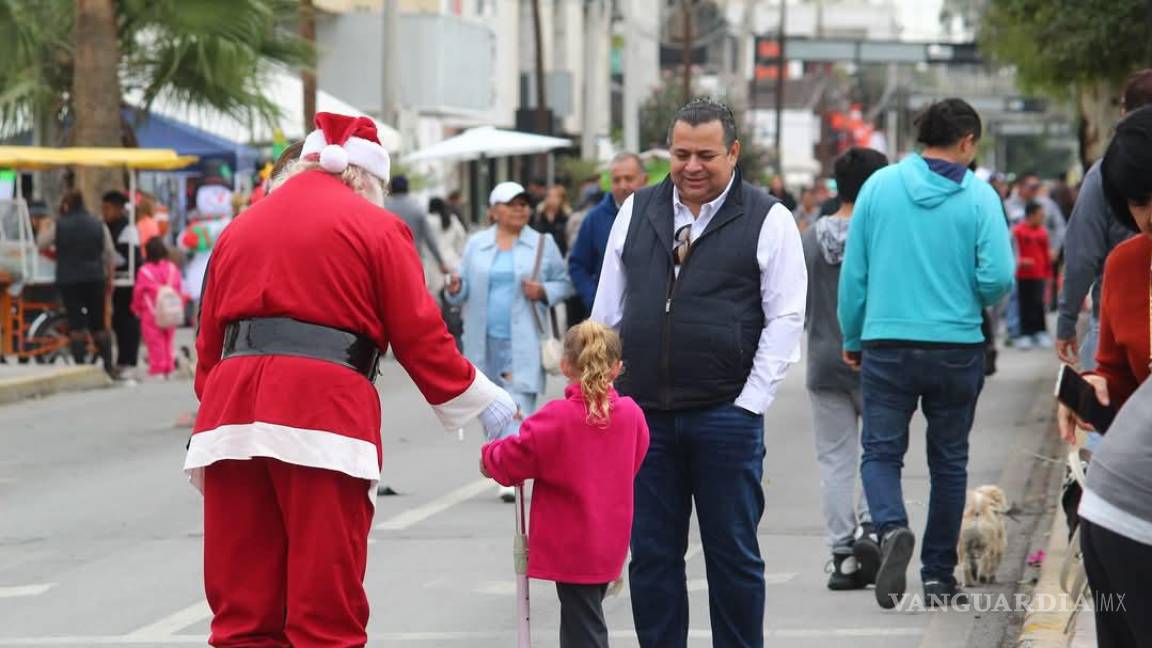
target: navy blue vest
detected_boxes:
[55,210,107,285]
[618,170,776,410]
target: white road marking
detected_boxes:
[0,584,54,598]
[124,601,211,639]
[0,627,923,645]
[374,479,492,531]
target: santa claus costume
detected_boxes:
[185,113,515,647]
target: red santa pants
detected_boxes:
[203,458,373,647]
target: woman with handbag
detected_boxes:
[446,181,574,501]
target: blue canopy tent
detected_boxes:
[124,109,260,178]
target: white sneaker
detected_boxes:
[499,485,516,503]
[1014,337,1033,350]
[1033,333,1053,349]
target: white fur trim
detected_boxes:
[184,421,380,504]
[431,367,508,431]
[319,144,349,173]
[301,131,391,184]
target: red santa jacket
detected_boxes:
[185,171,502,493]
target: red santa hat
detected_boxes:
[300,112,391,183]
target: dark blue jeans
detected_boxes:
[629,403,766,648]
[859,346,985,584]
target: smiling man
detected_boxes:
[592,98,806,648]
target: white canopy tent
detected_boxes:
[131,68,403,152]
[403,126,571,163]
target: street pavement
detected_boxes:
[0,339,1058,647]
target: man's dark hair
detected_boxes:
[1024,201,1044,217]
[428,196,453,231]
[60,191,85,214]
[1102,105,1152,232]
[1122,69,1152,112]
[914,98,982,147]
[145,236,169,264]
[101,190,128,207]
[833,147,889,203]
[668,97,738,148]
[389,175,409,194]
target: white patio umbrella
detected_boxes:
[403,126,571,164]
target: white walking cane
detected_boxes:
[514,483,531,647]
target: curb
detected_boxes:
[1016,503,1077,647]
[0,366,112,406]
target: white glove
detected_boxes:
[479,388,518,441]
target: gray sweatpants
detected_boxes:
[808,388,871,549]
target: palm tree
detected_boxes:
[0,0,313,204]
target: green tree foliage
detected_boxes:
[981,0,1152,93]
[0,0,312,142]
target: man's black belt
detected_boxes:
[221,317,380,382]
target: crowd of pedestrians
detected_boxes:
[27,74,1152,647]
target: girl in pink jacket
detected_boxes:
[482,320,649,647]
[131,237,186,378]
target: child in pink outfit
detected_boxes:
[131,237,185,377]
[481,320,649,648]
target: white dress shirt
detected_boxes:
[590,172,807,414]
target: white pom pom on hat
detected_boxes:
[300,112,391,184]
[318,144,349,173]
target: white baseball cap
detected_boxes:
[488,181,531,206]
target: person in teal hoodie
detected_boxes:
[837,98,1015,610]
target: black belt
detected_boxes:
[222,317,380,382]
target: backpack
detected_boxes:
[149,264,184,329]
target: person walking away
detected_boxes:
[1012,202,1053,349]
[592,98,806,648]
[101,190,143,378]
[132,237,186,378]
[385,175,450,281]
[424,197,468,291]
[36,190,115,375]
[481,321,649,648]
[838,98,1015,609]
[801,147,889,590]
[569,153,648,315]
[446,181,574,500]
[426,197,468,346]
[186,113,516,646]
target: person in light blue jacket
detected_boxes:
[837,98,1015,610]
[445,181,574,452]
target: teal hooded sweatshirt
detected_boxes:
[837,154,1015,351]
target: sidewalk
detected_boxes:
[0,362,111,406]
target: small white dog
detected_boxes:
[958,484,1008,587]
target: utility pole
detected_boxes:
[681,0,693,104]
[300,0,316,133]
[382,0,399,127]
[729,0,757,115]
[774,0,786,172]
[531,0,549,134]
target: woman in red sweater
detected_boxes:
[482,321,649,648]
[1058,120,1152,444]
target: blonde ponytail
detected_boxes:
[563,321,622,426]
